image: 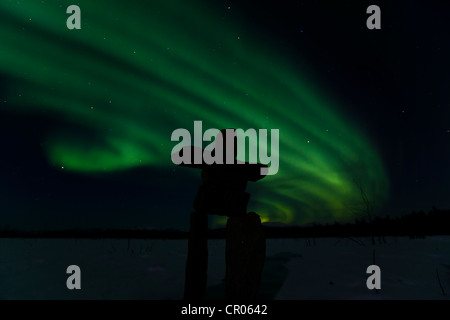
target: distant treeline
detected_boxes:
[265,206,450,239]
[1,206,449,239]
[0,228,189,239]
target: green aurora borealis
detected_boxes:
[0,0,389,226]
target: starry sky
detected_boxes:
[0,0,449,231]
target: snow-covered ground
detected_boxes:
[1,237,449,299]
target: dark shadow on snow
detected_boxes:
[206,252,302,300]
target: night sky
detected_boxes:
[0,1,449,231]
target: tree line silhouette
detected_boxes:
[0,206,449,239]
[265,205,450,239]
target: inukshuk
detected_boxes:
[173,129,267,300]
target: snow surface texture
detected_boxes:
[1,237,449,300]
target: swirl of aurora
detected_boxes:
[0,0,389,225]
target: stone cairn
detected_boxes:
[173,129,267,300]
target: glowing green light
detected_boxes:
[0,0,389,225]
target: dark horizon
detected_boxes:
[2,205,449,239]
